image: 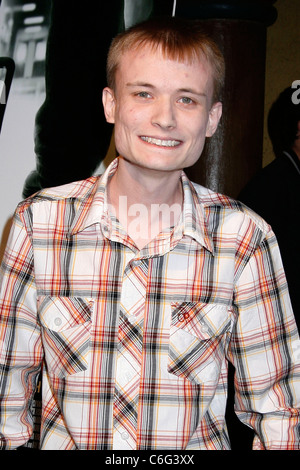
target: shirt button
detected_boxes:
[121,432,129,440]
[178,313,189,322]
[54,317,62,326]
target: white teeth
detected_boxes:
[141,136,180,147]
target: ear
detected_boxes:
[206,102,222,137]
[102,87,116,124]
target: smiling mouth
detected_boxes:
[140,136,181,147]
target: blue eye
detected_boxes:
[179,97,193,104]
[137,91,151,98]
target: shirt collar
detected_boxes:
[177,172,214,254]
[68,158,118,236]
[282,149,300,175]
[68,157,214,254]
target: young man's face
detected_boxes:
[103,44,222,173]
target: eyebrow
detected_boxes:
[126,82,155,89]
[126,82,207,98]
[178,88,207,98]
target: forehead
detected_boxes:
[116,44,213,90]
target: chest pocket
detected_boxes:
[38,296,93,378]
[168,302,233,386]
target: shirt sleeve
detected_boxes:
[230,227,300,450]
[0,205,42,449]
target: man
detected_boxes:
[239,86,300,329]
[0,18,299,450]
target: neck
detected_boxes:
[108,157,183,208]
[107,157,183,249]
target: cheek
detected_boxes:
[117,105,141,127]
[189,119,208,144]
[186,120,208,157]
[114,117,136,151]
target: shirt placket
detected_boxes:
[113,255,148,449]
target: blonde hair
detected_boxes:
[106,17,225,103]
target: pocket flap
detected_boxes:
[38,296,93,332]
[171,301,231,340]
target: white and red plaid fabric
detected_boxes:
[0,158,299,450]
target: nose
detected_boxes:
[151,97,176,129]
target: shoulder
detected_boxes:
[14,176,101,234]
[191,181,270,235]
[240,155,296,198]
[17,176,100,211]
[33,175,99,201]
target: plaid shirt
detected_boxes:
[0,158,299,450]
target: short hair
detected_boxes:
[106,17,225,103]
[267,86,300,157]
